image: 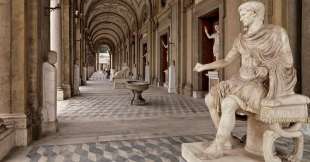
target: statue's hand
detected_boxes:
[193,63,203,72]
[204,26,208,35]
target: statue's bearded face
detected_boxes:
[239,9,256,27]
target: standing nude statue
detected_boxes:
[204,24,220,60]
[194,1,296,159]
[162,40,169,64]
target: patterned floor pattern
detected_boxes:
[5,72,310,162]
[27,135,215,162]
[57,75,207,122]
[26,134,310,162]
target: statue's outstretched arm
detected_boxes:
[193,47,239,72]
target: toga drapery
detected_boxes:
[210,25,297,114]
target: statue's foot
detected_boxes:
[199,142,224,160]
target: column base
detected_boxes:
[182,142,263,162]
[62,84,72,99]
[193,91,206,99]
[41,121,58,135]
[0,129,14,160]
[168,88,177,94]
[0,113,29,146]
[183,84,193,97]
[57,88,64,101]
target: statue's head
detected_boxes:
[238,1,265,28]
[213,22,219,32]
[48,51,57,65]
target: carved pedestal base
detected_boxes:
[245,116,268,156]
[57,88,64,101]
[41,121,58,135]
[0,129,14,160]
[113,79,127,89]
[130,90,147,105]
[181,142,264,162]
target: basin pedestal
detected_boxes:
[130,90,146,105]
[126,81,149,106]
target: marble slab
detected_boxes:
[182,142,264,162]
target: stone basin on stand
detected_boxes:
[126,81,150,105]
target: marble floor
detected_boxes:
[3,72,310,162]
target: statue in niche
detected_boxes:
[204,23,220,60]
[162,40,169,64]
[194,1,298,159]
[145,61,150,83]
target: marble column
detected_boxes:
[0,0,30,147]
[302,0,310,135]
[74,17,81,91]
[96,53,99,71]
[0,0,11,114]
[61,0,71,99]
[50,0,64,100]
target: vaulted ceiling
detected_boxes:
[81,0,152,52]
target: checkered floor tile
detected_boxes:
[58,75,207,122]
[26,134,310,162]
[27,135,215,162]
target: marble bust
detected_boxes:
[194,1,298,159]
[42,51,58,133]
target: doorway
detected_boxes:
[160,33,169,86]
[199,9,219,91]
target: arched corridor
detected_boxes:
[1,0,310,161]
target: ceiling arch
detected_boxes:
[94,38,115,52]
[89,20,126,40]
[93,33,118,46]
[91,28,122,44]
[81,0,152,55]
[93,34,118,47]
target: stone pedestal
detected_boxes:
[63,84,71,99]
[130,90,147,105]
[0,129,14,160]
[145,65,150,83]
[164,69,169,88]
[245,116,268,156]
[168,65,177,93]
[0,113,29,146]
[82,67,87,85]
[182,142,263,162]
[57,88,64,101]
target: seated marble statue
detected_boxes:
[113,65,130,80]
[194,1,297,159]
